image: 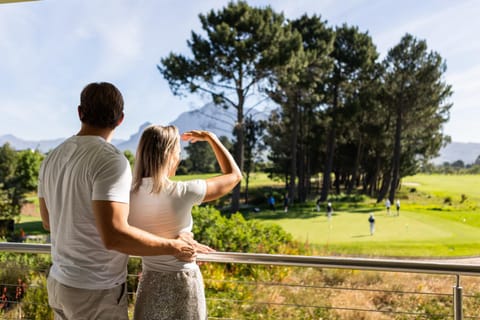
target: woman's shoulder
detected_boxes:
[171,179,206,190]
[168,179,206,198]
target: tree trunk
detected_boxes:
[334,170,341,195]
[347,137,363,194]
[367,154,381,196]
[288,100,299,204]
[320,84,338,202]
[298,150,306,202]
[320,125,335,201]
[244,171,250,204]
[389,108,402,203]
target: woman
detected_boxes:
[128,125,242,320]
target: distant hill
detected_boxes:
[0,103,239,153]
[431,142,480,165]
[115,102,237,152]
[2,105,478,165]
[0,134,65,153]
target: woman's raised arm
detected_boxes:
[181,130,242,202]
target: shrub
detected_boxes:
[21,275,52,320]
[443,196,452,205]
[192,206,298,254]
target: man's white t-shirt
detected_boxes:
[128,178,206,272]
[38,136,132,290]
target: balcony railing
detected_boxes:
[1,242,480,319]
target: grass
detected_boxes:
[268,209,480,257]
[11,172,480,258]
[248,173,480,258]
[402,173,480,202]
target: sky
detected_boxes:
[0,0,479,142]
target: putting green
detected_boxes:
[270,209,480,257]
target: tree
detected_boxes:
[159,1,301,212]
[243,115,266,204]
[0,143,17,185]
[381,33,452,202]
[184,138,217,173]
[267,14,334,203]
[9,149,44,210]
[0,184,16,220]
[319,24,379,201]
[451,160,465,169]
[0,145,44,219]
[183,135,232,174]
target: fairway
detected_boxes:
[403,173,480,202]
[270,209,480,257]
[262,174,480,257]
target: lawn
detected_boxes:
[253,173,480,258]
[269,209,480,257]
[13,173,480,258]
[402,173,480,203]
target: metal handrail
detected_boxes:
[1,241,477,319]
[1,242,479,276]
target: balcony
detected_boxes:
[1,242,480,319]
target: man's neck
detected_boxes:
[77,124,115,142]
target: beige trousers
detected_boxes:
[47,276,129,320]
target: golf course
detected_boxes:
[252,174,480,258]
[15,173,480,258]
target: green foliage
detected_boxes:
[126,256,142,303]
[123,150,135,168]
[192,206,296,254]
[183,140,216,173]
[423,162,480,174]
[0,252,51,317]
[0,145,44,219]
[0,143,17,184]
[382,33,452,202]
[21,275,52,320]
[0,186,18,220]
[13,150,44,193]
[415,296,452,320]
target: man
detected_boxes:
[385,198,391,215]
[38,82,208,320]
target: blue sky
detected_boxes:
[0,0,479,142]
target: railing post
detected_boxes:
[453,275,463,320]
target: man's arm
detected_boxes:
[38,197,50,231]
[92,200,201,261]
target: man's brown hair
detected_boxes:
[79,82,124,129]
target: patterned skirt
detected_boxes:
[133,268,206,320]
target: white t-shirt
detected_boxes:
[128,178,206,272]
[38,136,132,290]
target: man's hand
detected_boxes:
[178,232,216,254]
[172,239,197,262]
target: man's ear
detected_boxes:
[78,106,84,121]
[116,112,125,126]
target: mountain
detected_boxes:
[430,142,480,165]
[0,103,238,153]
[0,134,65,153]
[115,122,152,152]
[2,104,479,165]
[115,103,237,153]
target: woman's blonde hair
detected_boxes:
[132,125,180,193]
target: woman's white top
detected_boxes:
[128,178,206,272]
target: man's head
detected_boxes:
[78,82,124,129]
